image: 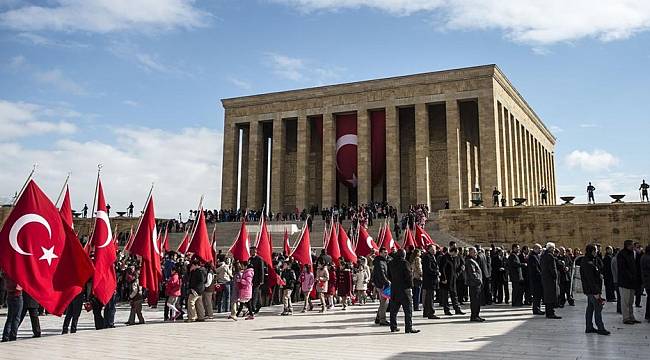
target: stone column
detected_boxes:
[414,103,430,206]
[295,112,309,211]
[512,118,521,200]
[322,111,336,208]
[357,107,371,205]
[221,115,238,209]
[446,100,462,209]
[550,153,556,204]
[271,115,286,213]
[247,119,262,210]
[498,103,509,206]
[506,112,515,205]
[520,126,529,203]
[478,96,501,207]
[385,105,401,210]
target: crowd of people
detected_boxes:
[2,228,649,342]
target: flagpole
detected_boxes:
[54,172,71,207]
[127,183,154,253]
[255,204,266,247]
[87,164,103,248]
[11,163,38,207]
[186,195,204,250]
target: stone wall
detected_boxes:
[437,203,650,249]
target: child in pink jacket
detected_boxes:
[300,264,315,312]
[165,267,182,321]
[236,263,255,320]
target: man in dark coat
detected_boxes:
[617,239,640,324]
[372,248,391,326]
[387,249,419,334]
[507,244,524,306]
[421,244,440,319]
[492,248,508,304]
[528,244,545,315]
[602,246,616,301]
[476,245,491,306]
[580,244,610,335]
[248,246,267,314]
[520,246,531,305]
[640,245,650,322]
[541,243,561,319]
[466,247,484,322]
[557,247,575,307]
[439,247,465,315]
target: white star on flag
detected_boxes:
[39,246,58,266]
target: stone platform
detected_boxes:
[438,202,650,249]
[0,296,647,359]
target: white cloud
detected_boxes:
[0,0,210,33]
[274,0,650,45]
[264,52,345,84]
[34,69,87,96]
[8,54,25,68]
[123,100,139,107]
[16,32,89,48]
[579,123,600,128]
[108,41,189,76]
[0,126,223,218]
[228,77,253,91]
[549,125,563,133]
[0,99,77,140]
[565,149,619,172]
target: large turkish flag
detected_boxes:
[128,195,161,303]
[187,209,213,263]
[91,178,117,305]
[0,180,94,316]
[336,113,358,188]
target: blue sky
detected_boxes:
[1,0,649,216]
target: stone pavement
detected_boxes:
[0,297,648,359]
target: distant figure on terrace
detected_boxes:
[127,202,134,217]
[639,180,649,202]
[492,187,501,207]
[587,182,596,204]
[82,204,88,218]
[539,186,548,205]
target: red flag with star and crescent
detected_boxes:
[128,194,161,303]
[91,178,117,305]
[58,185,74,229]
[291,223,312,266]
[256,216,280,287]
[337,224,357,263]
[229,220,250,263]
[326,222,341,265]
[380,222,400,252]
[415,224,436,248]
[355,226,378,257]
[187,208,213,263]
[0,180,94,316]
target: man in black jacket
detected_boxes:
[421,244,440,319]
[439,247,464,315]
[580,244,610,335]
[372,248,390,326]
[617,239,641,324]
[520,246,531,305]
[388,249,419,334]
[641,245,650,322]
[528,244,545,315]
[187,258,206,322]
[248,246,267,314]
[541,243,561,319]
[507,244,524,307]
